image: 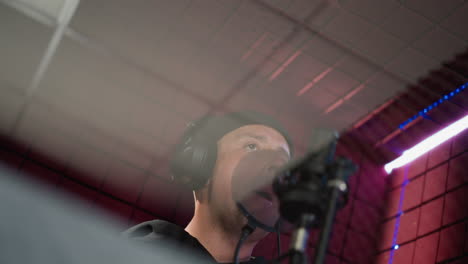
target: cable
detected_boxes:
[276,221,281,258]
[233,225,255,264]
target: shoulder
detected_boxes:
[122,220,215,262]
[122,219,183,242]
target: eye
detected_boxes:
[245,143,258,151]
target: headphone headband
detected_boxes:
[170,111,294,190]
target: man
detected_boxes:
[123,111,294,263]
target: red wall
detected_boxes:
[253,142,387,264]
[0,131,387,264]
[376,131,467,264]
[0,50,466,264]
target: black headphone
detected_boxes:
[170,115,219,190]
[170,112,294,190]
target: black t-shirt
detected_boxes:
[122,220,266,264]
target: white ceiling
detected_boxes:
[0,0,467,175]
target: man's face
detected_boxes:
[207,124,290,237]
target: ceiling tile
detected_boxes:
[226,87,282,117]
[271,0,342,31]
[261,0,294,11]
[402,0,465,23]
[0,83,25,135]
[276,52,328,81]
[412,27,467,61]
[366,71,406,94]
[172,89,210,120]
[169,0,236,45]
[302,35,346,65]
[322,9,374,48]
[237,0,294,38]
[129,99,172,140]
[379,5,433,43]
[302,86,340,110]
[386,47,440,83]
[322,101,369,131]
[254,32,310,63]
[0,4,52,92]
[304,1,341,30]
[71,0,191,68]
[312,69,360,97]
[335,54,379,81]
[211,14,266,60]
[347,83,399,113]
[341,0,400,24]
[242,52,280,77]
[353,26,406,65]
[440,2,468,41]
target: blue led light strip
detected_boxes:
[399,82,467,130]
[388,166,409,264]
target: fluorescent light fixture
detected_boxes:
[385,114,468,174]
[1,0,71,22]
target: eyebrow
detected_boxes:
[235,132,267,142]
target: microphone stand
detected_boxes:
[313,158,352,264]
[270,140,356,264]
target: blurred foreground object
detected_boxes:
[0,165,209,264]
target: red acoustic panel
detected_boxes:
[379,218,396,251]
[57,177,98,205]
[447,152,468,190]
[422,163,448,202]
[26,131,73,172]
[413,232,439,264]
[442,185,468,225]
[148,156,173,181]
[335,196,353,224]
[407,154,427,179]
[375,251,390,264]
[20,161,61,187]
[328,223,347,255]
[66,144,112,188]
[0,149,23,170]
[95,195,133,226]
[436,222,466,262]
[252,232,276,260]
[385,187,401,218]
[397,208,420,244]
[326,254,341,264]
[346,165,360,197]
[343,230,375,264]
[350,200,381,236]
[392,242,414,264]
[402,176,423,211]
[128,209,157,227]
[172,189,195,227]
[137,176,181,220]
[451,130,468,155]
[390,166,407,188]
[101,160,148,203]
[356,164,387,208]
[427,140,452,169]
[417,197,443,236]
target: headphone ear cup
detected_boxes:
[170,119,218,190]
[188,139,217,190]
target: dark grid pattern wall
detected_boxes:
[253,142,387,264]
[0,130,387,264]
[0,133,184,229]
[376,131,467,264]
